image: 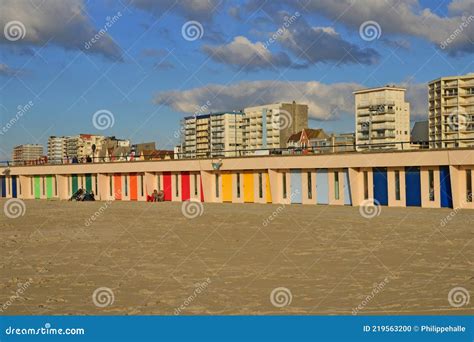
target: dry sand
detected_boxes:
[0,198,473,315]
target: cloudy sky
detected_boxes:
[0,0,473,159]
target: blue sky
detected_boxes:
[0,0,473,159]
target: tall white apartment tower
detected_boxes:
[354,86,411,150]
[428,73,474,148]
[242,102,308,154]
[181,112,244,158]
[47,136,67,164]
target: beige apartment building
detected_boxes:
[428,73,474,149]
[242,102,308,154]
[181,112,244,158]
[11,144,44,165]
[66,134,106,160]
[47,136,67,164]
[354,86,410,151]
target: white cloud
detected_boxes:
[154,80,428,121]
[277,17,380,65]
[154,80,362,120]
[403,81,428,120]
[0,0,122,60]
[0,63,19,77]
[202,36,294,71]
[246,0,474,55]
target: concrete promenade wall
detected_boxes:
[1,149,473,209]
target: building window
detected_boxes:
[140,174,144,196]
[157,174,161,191]
[467,169,473,202]
[236,173,241,198]
[282,172,287,199]
[428,169,435,201]
[194,174,198,196]
[334,171,340,200]
[124,176,128,196]
[258,173,263,198]
[363,171,369,200]
[307,172,312,199]
[175,174,179,197]
[395,170,401,201]
[109,175,113,196]
[215,174,219,198]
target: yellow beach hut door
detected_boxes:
[222,173,232,202]
[243,172,254,203]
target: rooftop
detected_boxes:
[184,111,243,120]
[353,85,406,94]
[428,72,474,84]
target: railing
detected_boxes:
[2,138,474,167]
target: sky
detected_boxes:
[0,0,473,160]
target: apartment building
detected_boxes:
[97,136,131,162]
[287,128,329,149]
[354,86,410,150]
[66,134,105,160]
[428,73,474,148]
[12,144,44,165]
[181,112,244,158]
[242,102,308,154]
[328,132,355,152]
[287,129,355,153]
[47,136,67,164]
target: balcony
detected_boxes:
[372,133,396,139]
[357,101,395,109]
[373,123,395,130]
[443,92,458,97]
[371,115,396,123]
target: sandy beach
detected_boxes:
[0,199,472,315]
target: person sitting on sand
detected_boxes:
[152,189,160,202]
[157,190,164,202]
